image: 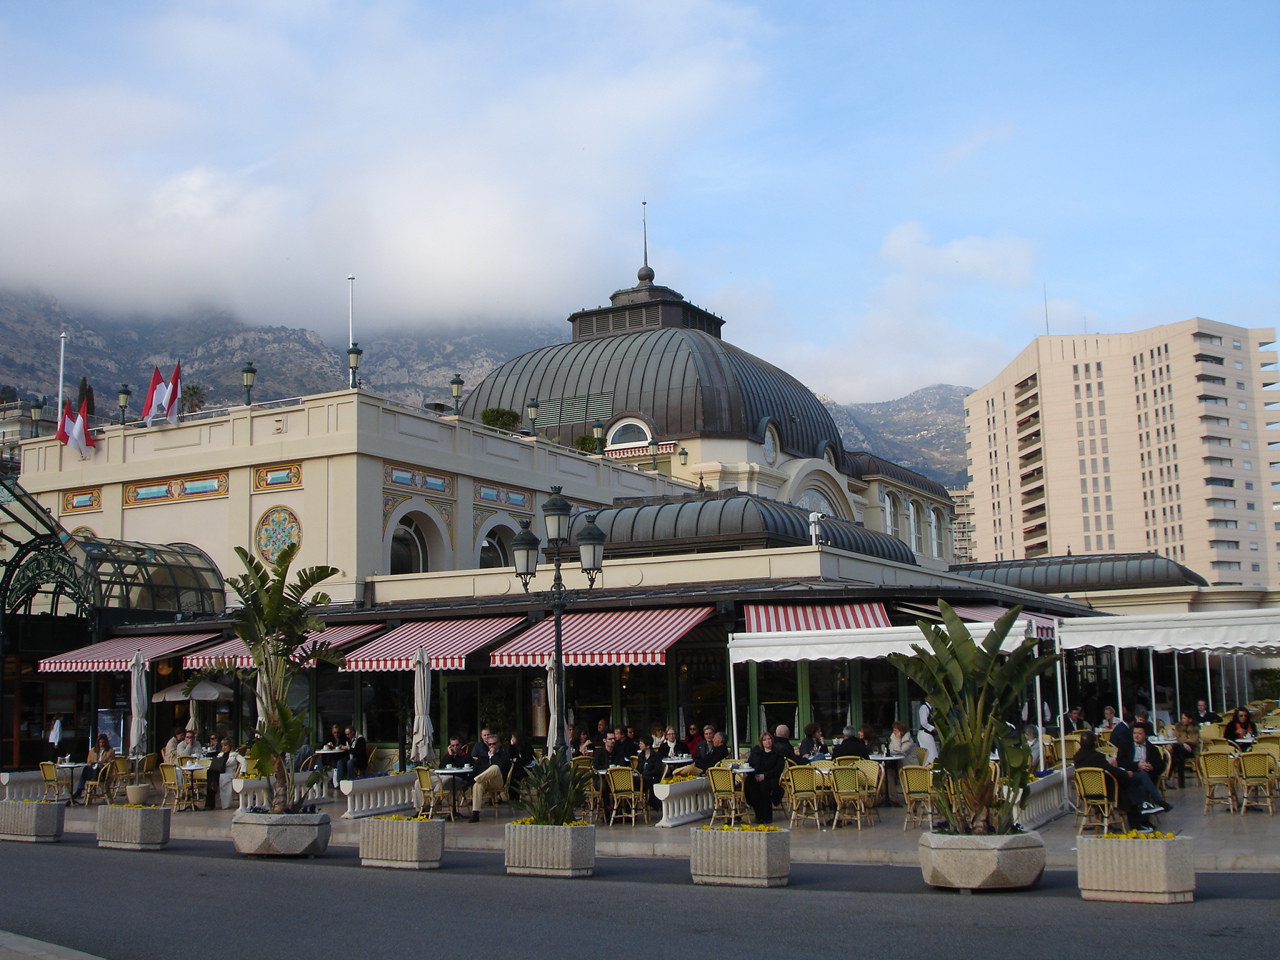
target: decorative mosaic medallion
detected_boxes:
[255,505,302,563]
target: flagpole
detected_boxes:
[57,332,67,414]
[347,275,355,349]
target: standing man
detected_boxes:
[917,700,939,765]
[46,714,63,763]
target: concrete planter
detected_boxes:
[231,811,331,857]
[97,806,171,851]
[1077,836,1195,903]
[360,817,444,869]
[0,800,65,842]
[125,785,151,805]
[919,831,1045,891]
[504,823,595,878]
[690,827,790,887]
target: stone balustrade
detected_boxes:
[1014,768,1070,830]
[234,773,331,810]
[652,776,712,828]
[0,771,45,802]
[339,773,418,819]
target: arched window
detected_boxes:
[884,493,901,540]
[390,516,429,575]
[931,508,947,559]
[609,422,649,446]
[478,534,510,569]
[910,500,926,553]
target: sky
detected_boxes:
[0,1,1276,402]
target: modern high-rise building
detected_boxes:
[964,318,1279,589]
[948,487,975,564]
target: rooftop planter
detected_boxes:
[0,800,65,843]
[1078,834,1195,903]
[690,825,790,887]
[360,816,444,870]
[97,805,171,852]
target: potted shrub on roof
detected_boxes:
[504,748,595,878]
[211,544,340,857]
[889,601,1057,892]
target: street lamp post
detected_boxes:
[117,384,131,425]
[30,397,44,438]
[346,343,363,389]
[526,398,539,436]
[241,361,257,406]
[592,421,605,456]
[678,447,689,466]
[648,437,659,470]
[450,374,465,417]
[512,487,606,754]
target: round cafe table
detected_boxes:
[434,766,473,820]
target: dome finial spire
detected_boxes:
[637,199,655,283]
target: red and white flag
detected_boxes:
[142,361,182,426]
[58,399,96,458]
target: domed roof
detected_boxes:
[952,552,1209,593]
[461,326,844,460]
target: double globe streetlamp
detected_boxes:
[512,486,606,754]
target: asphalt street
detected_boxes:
[1,835,1276,960]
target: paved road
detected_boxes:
[2,835,1276,960]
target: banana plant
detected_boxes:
[890,601,1057,835]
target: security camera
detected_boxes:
[809,512,827,522]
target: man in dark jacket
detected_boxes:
[1073,731,1150,831]
[832,725,871,760]
[672,732,729,777]
[467,731,511,823]
[772,725,796,760]
[1115,725,1170,816]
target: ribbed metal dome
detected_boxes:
[569,493,917,565]
[460,327,844,461]
[846,452,951,500]
[952,553,1209,593]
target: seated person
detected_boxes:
[592,732,629,771]
[75,734,116,798]
[337,726,367,781]
[205,738,237,810]
[1170,712,1199,788]
[832,725,870,760]
[1192,700,1221,725]
[325,724,346,749]
[565,724,581,755]
[857,724,881,756]
[440,737,470,767]
[162,727,185,766]
[1223,707,1258,743]
[468,731,511,823]
[798,722,826,761]
[694,726,719,763]
[1116,725,1171,817]
[671,732,728,778]
[1023,725,1044,771]
[633,736,665,808]
[888,721,916,762]
[657,727,689,760]
[684,723,704,757]
[1073,731,1152,832]
[613,726,636,759]
[1064,705,1091,732]
[772,725,796,761]
[1131,710,1155,736]
[176,730,202,759]
[469,728,493,763]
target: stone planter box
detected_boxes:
[97,805,171,851]
[1077,836,1195,903]
[232,811,331,857]
[919,831,1045,891]
[360,817,444,869]
[504,823,595,878]
[0,800,65,842]
[690,827,790,887]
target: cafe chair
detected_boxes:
[852,758,884,807]
[706,767,746,827]
[1237,752,1276,816]
[607,766,648,826]
[39,762,63,801]
[830,766,872,830]
[1197,753,1238,814]
[914,747,929,766]
[899,764,933,831]
[1072,768,1123,834]
[1200,739,1235,756]
[481,763,517,810]
[782,765,823,829]
[832,755,858,767]
[82,764,114,807]
[109,756,132,802]
[414,766,443,818]
[1199,723,1224,740]
[159,763,195,812]
[140,753,160,791]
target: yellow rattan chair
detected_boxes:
[1073,768,1123,834]
[572,757,603,823]
[1237,752,1276,816]
[1201,739,1235,755]
[851,758,884,808]
[159,762,195,811]
[109,756,132,801]
[899,764,933,831]
[782,765,824,829]
[39,762,62,801]
[82,763,114,807]
[1096,729,1112,744]
[1063,733,1083,761]
[1254,740,1280,764]
[1096,742,1118,760]
[914,747,929,765]
[706,767,746,827]
[414,766,443,817]
[1197,753,1238,813]
[1199,723,1224,740]
[607,766,648,826]
[830,766,874,830]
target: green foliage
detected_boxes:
[193,543,338,813]
[480,407,521,431]
[889,601,1057,835]
[180,383,207,414]
[0,385,18,404]
[509,748,589,825]
[573,434,598,454]
[76,377,95,417]
[1251,668,1280,700]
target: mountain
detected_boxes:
[821,384,973,488]
[0,288,971,485]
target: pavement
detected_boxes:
[52,777,1280,871]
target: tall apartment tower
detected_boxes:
[964,318,1278,588]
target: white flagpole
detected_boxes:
[57,332,67,414]
[347,275,355,348]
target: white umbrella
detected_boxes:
[410,646,435,764]
[151,680,234,702]
[546,659,561,756]
[129,651,147,758]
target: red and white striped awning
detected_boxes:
[490,607,714,667]
[40,633,221,673]
[342,617,525,671]
[942,603,1057,640]
[743,602,891,634]
[183,623,385,669]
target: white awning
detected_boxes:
[1058,608,1280,655]
[728,621,1036,664]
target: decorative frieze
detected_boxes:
[125,472,228,506]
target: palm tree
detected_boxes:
[223,543,339,813]
[180,383,207,414]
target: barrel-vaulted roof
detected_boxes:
[952,553,1209,593]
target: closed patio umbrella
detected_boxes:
[129,651,147,758]
[545,659,561,756]
[410,646,435,764]
[151,680,235,702]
